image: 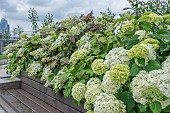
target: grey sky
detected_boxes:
[0,0,130,31]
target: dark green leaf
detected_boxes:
[119,91,135,112]
[137,58,145,67]
[145,60,161,71]
[130,63,142,77]
[149,101,161,113]
[128,109,136,113]
[162,105,170,112]
[125,35,139,49]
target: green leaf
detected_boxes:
[160,44,170,53]
[130,63,142,77]
[149,101,161,113]
[145,60,161,71]
[141,22,152,32]
[138,104,147,112]
[128,109,136,113]
[137,58,145,67]
[126,35,139,49]
[162,105,170,112]
[119,91,135,112]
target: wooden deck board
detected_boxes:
[16,89,62,113]
[0,90,34,113]
[7,89,51,113]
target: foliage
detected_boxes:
[13,25,23,38]
[28,8,39,34]
[3,4,170,113]
[125,0,170,18]
[42,13,54,27]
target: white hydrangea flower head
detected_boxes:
[86,77,101,89]
[140,44,156,66]
[26,61,42,76]
[41,57,51,63]
[44,80,52,87]
[16,48,25,57]
[113,22,122,35]
[69,26,81,36]
[135,30,147,41]
[50,33,67,51]
[10,66,21,80]
[77,21,87,31]
[76,33,91,51]
[94,93,126,113]
[131,69,170,106]
[30,48,48,59]
[3,49,11,55]
[104,47,129,67]
[71,82,86,102]
[130,71,152,105]
[162,55,170,72]
[101,71,121,94]
[40,35,53,45]
[161,99,170,109]
[51,69,68,93]
[155,72,170,98]
[41,66,53,81]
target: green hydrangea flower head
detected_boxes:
[143,87,164,104]
[143,12,155,15]
[121,22,134,32]
[140,38,160,50]
[84,102,93,110]
[128,44,149,59]
[86,110,94,113]
[71,82,86,102]
[163,14,170,23]
[69,49,89,65]
[138,13,163,24]
[2,65,7,69]
[109,64,130,85]
[49,31,55,35]
[7,53,13,58]
[91,59,109,75]
[138,15,152,23]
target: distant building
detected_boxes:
[0,18,10,33]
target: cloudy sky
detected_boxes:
[0,0,131,32]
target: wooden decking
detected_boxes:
[0,89,61,113]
